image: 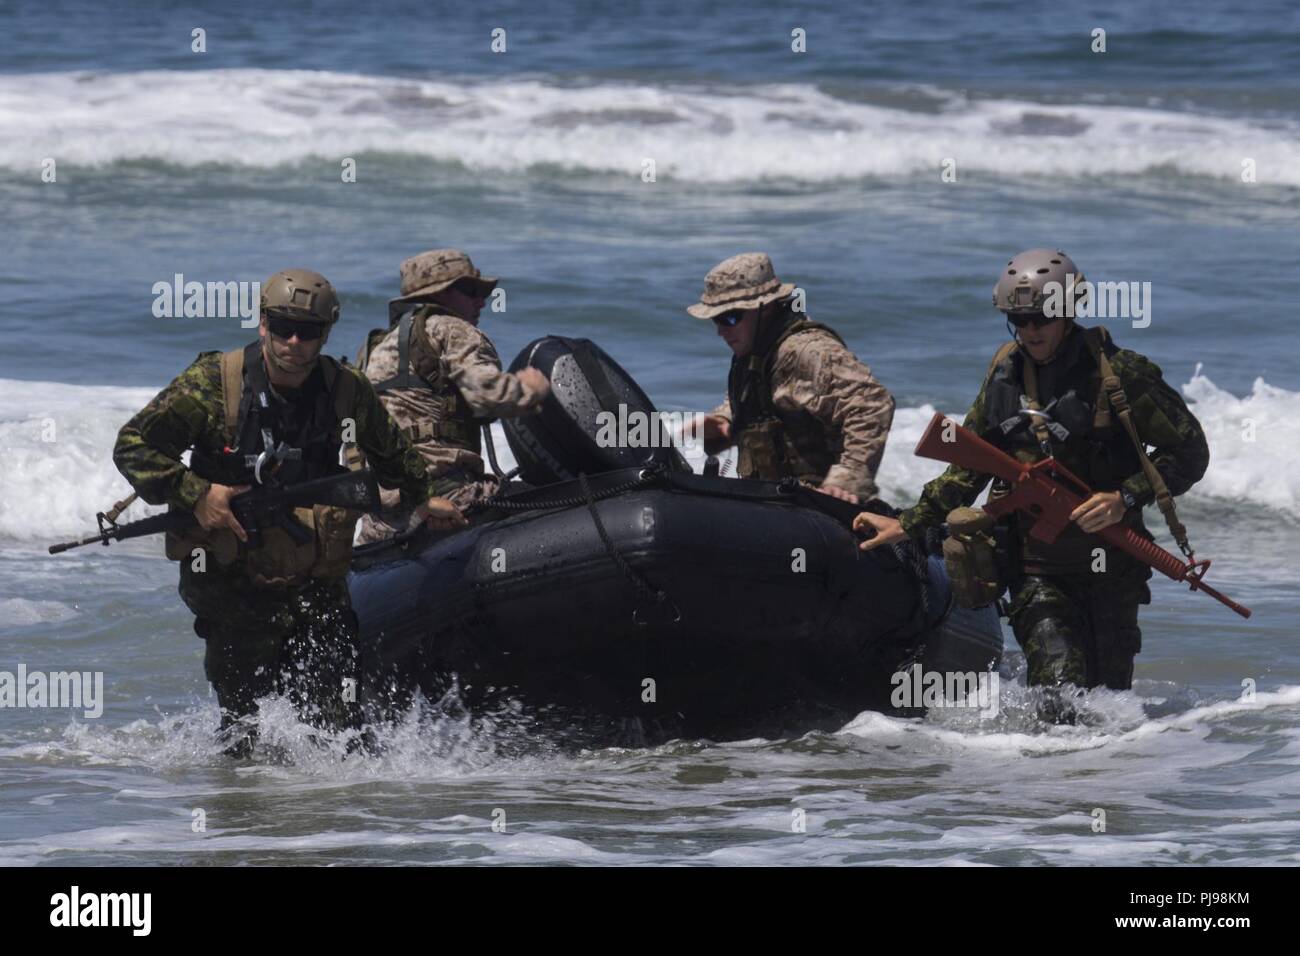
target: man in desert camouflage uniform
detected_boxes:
[356,249,550,543]
[114,268,466,754]
[691,252,895,502]
[856,250,1209,718]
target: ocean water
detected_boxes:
[1,0,1298,865]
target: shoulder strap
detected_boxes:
[318,354,357,426]
[371,312,432,393]
[1080,327,1113,430]
[772,319,847,354]
[1083,326,1194,557]
[356,327,386,372]
[991,339,1054,451]
[219,347,246,441]
[985,340,1019,381]
[1018,351,1054,452]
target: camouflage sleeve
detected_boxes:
[896,379,995,540]
[1111,350,1209,505]
[711,395,732,421]
[775,334,896,499]
[112,354,221,511]
[430,316,545,417]
[348,368,458,505]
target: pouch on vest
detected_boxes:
[163,520,240,567]
[237,506,313,587]
[943,507,1003,609]
[311,503,365,579]
[737,418,786,479]
[240,505,363,587]
[192,346,361,586]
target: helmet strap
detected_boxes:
[261,334,320,380]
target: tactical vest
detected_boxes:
[357,307,480,457]
[728,317,848,485]
[164,342,362,587]
[980,326,1151,575]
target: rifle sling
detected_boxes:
[1012,327,1193,558]
[1084,332,1193,557]
[1017,351,1056,451]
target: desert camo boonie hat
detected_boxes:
[687,252,796,320]
[389,249,498,314]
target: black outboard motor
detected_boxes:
[503,336,691,485]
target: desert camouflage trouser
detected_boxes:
[355,475,498,544]
[178,562,361,737]
[1006,565,1152,691]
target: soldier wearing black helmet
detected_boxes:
[855,250,1209,721]
[114,268,466,755]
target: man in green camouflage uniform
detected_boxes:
[355,249,550,542]
[114,268,466,754]
[856,250,1208,715]
[690,252,895,503]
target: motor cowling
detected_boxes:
[503,336,690,486]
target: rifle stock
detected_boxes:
[914,412,1251,619]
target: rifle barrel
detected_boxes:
[1191,579,1252,619]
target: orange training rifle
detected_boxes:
[914,412,1251,619]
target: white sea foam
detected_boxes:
[1,366,1294,540]
[0,376,522,541]
[3,69,1298,185]
[0,598,78,626]
[0,379,163,541]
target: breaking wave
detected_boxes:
[3,69,1299,185]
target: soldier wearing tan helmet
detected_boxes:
[113,268,466,755]
[690,252,895,502]
[355,249,550,543]
[855,249,1210,721]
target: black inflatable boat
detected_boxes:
[350,336,1003,743]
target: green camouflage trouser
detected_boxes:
[178,563,361,736]
[1006,565,1152,691]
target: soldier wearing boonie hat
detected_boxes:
[691,252,895,502]
[355,249,551,542]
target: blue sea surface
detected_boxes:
[0,0,1297,866]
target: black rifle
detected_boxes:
[48,470,380,554]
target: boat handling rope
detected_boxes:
[577,471,682,627]
[891,539,932,621]
[353,467,664,561]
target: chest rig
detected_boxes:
[358,307,480,456]
[983,327,1131,486]
[191,341,352,486]
[728,316,846,484]
[167,343,361,586]
[979,325,1191,574]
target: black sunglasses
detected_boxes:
[452,278,488,298]
[1007,311,1063,330]
[267,314,325,341]
[711,311,746,328]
